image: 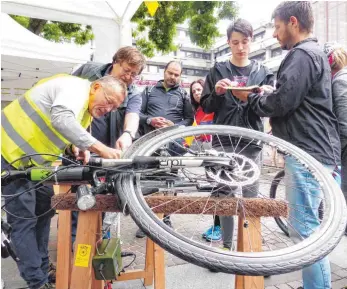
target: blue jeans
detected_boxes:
[285,156,341,289]
[1,157,54,289]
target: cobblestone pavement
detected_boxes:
[2,212,346,289]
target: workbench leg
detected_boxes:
[70,211,102,289]
[54,185,72,289]
[235,217,264,289]
[143,237,155,286]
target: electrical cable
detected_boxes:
[120,252,137,271]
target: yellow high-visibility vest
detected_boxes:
[1,74,92,169]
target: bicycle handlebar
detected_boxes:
[1,156,233,185]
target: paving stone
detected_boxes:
[332,278,347,289]
[332,272,344,281]
[265,287,278,289]
[335,269,347,278]
[275,284,293,289]
[286,280,303,288]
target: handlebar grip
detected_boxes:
[88,157,103,167]
[132,156,160,168]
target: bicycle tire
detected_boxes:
[118,125,347,275]
[269,170,289,236]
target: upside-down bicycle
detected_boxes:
[2,125,346,276]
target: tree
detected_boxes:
[10,1,238,57]
[10,15,94,45]
[131,1,239,57]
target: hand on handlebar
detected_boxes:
[98,147,122,159]
[71,145,90,165]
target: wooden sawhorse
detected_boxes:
[53,188,287,289]
[54,185,165,289]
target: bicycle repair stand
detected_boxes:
[53,185,266,289]
[53,184,165,289]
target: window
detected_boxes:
[194,52,202,58]
[202,53,210,60]
[148,65,158,73]
[253,31,265,42]
[271,47,283,58]
[250,53,265,62]
[158,66,165,75]
[221,48,230,55]
[186,69,195,76]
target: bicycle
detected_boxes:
[2,125,346,276]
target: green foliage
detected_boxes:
[10,15,29,28]
[10,15,93,45]
[131,1,238,57]
[42,22,94,44]
[10,1,239,56]
[217,1,240,20]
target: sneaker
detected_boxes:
[135,228,146,238]
[48,262,56,284]
[163,217,173,229]
[205,226,222,241]
[39,283,55,289]
[202,225,213,238]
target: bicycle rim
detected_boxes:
[119,125,347,275]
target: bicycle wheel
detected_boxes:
[269,170,289,236]
[118,125,347,275]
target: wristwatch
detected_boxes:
[123,130,135,140]
[146,117,152,125]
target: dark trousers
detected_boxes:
[1,157,54,289]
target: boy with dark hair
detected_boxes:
[200,18,275,251]
[231,2,341,289]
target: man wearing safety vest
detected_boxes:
[1,74,127,289]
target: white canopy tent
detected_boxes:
[1,13,93,100]
[1,0,143,101]
[1,0,143,62]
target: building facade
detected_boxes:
[138,1,347,87]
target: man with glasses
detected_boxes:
[1,75,127,289]
[69,46,146,250]
[73,46,146,150]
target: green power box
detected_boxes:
[92,238,122,280]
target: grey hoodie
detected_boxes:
[332,66,347,150]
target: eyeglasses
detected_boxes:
[102,89,118,109]
[119,63,139,79]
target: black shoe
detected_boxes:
[48,262,56,284]
[208,267,219,273]
[264,275,271,278]
[297,287,304,289]
[39,283,55,289]
[163,217,173,228]
[135,228,146,238]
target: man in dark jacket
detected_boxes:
[232,3,341,289]
[73,46,146,150]
[139,61,194,135]
[136,61,194,238]
[200,18,275,252]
